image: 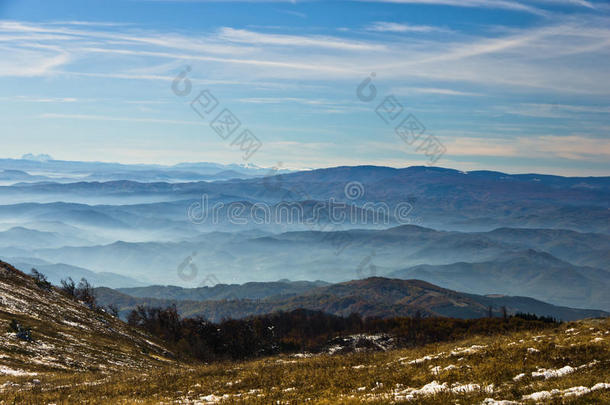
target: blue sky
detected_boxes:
[0,0,609,175]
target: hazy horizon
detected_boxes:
[1,0,609,176]
[2,153,610,178]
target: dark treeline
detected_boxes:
[127,305,559,362]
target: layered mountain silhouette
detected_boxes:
[1,162,608,313]
[95,277,607,323]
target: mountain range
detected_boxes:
[1,160,608,314]
[4,224,607,310]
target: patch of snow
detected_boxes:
[0,366,37,376]
[481,399,519,405]
[532,365,574,379]
[412,381,447,395]
[451,345,486,356]
[327,345,342,355]
[291,353,313,358]
[523,390,557,400]
[409,355,433,364]
[577,360,599,369]
[199,394,222,403]
[521,383,610,401]
[562,386,591,397]
[451,383,480,393]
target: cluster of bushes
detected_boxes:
[514,312,558,323]
[128,305,560,362]
[9,319,32,342]
[28,268,102,311]
[59,277,97,308]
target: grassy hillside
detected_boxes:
[0,261,174,375]
[1,317,608,404]
[0,258,608,404]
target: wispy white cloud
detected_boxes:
[237,97,350,106]
[394,87,482,96]
[276,9,307,18]
[360,0,600,15]
[0,44,69,77]
[217,27,387,51]
[533,0,596,9]
[361,0,548,16]
[39,113,206,125]
[493,103,610,119]
[15,96,79,103]
[366,21,450,33]
[443,134,610,161]
[2,17,609,95]
[47,21,133,27]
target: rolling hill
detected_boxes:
[95,277,608,323]
[390,249,610,310]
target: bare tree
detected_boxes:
[30,268,51,290]
[76,278,96,307]
[60,277,76,297]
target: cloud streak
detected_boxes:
[366,21,450,33]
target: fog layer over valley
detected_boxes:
[1,157,608,311]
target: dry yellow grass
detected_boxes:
[1,318,608,404]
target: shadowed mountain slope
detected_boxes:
[96,277,608,323]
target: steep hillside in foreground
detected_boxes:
[96,278,608,323]
[0,261,173,375]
